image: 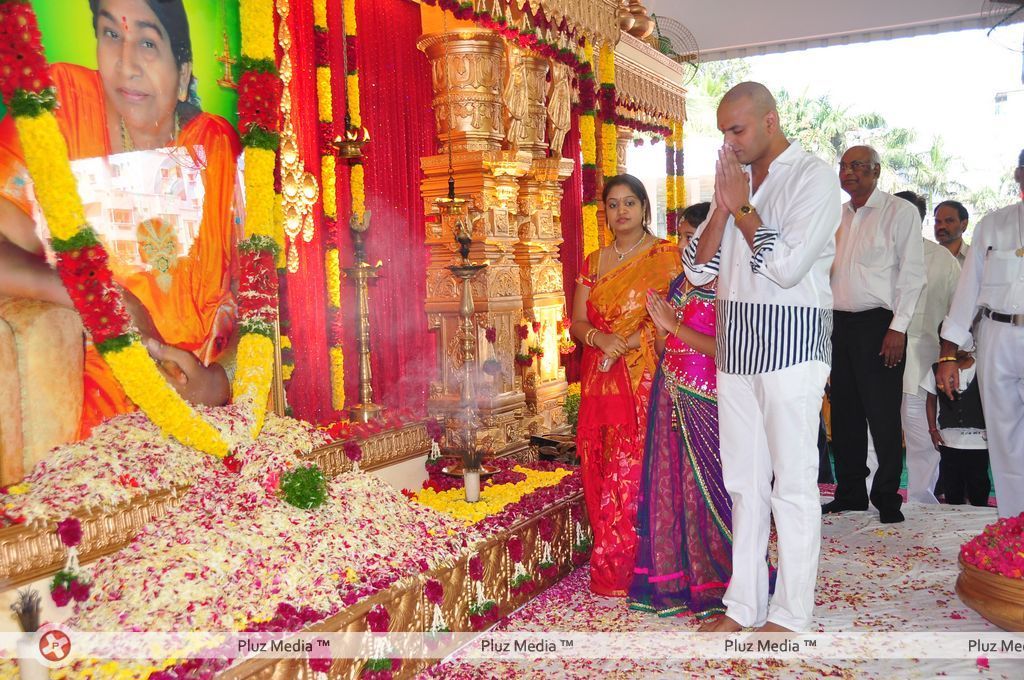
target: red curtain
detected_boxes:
[560,111,583,383]
[281,0,334,422]
[353,0,437,413]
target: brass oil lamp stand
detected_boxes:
[342,216,383,423]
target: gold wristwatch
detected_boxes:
[734,203,756,222]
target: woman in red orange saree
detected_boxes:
[570,175,682,596]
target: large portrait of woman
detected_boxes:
[0,0,245,474]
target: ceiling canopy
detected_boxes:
[643,0,1024,61]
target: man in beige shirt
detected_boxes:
[934,200,970,264]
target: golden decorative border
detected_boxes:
[0,425,429,589]
[614,32,687,121]
[0,486,189,590]
[220,491,589,679]
[308,424,431,476]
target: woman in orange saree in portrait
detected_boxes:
[0,0,241,440]
[571,175,682,596]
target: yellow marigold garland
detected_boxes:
[321,155,337,219]
[329,345,346,412]
[350,162,365,220]
[229,0,281,443]
[674,121,686,212]
[414,466,573,524]
[239,0,274,61]
[579,114,596,168]
[313,0,327,28]
[243,147,277,239]
[582,204,599,257]
[601,120,617,179]
[13,115,84,241]
[103,343,229,456]
[232,333,276,437]
[325,247,341,308]
[316,67,333,123]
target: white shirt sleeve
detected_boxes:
[683,207,720,287]
[749,167,841,289]
[889,203,926,333]
[942,214,988,347]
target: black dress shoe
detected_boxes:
[879,509,905,524]
[821,500,866,514]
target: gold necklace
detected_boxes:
[612,232,646,261]
[120,112,181,152]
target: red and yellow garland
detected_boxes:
[597,40,616,247]
[0,0,280,455]
[579,38,599,257]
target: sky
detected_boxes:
[744,23,1024,189]
[665,23,1024,206]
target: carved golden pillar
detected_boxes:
[418,30,506,152]
[515,157,574,429]
[504,45,550,158]
[418,30,533,449]
[616,124,632,175]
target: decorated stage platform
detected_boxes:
[0,413,588,679]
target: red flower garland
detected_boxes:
[238,71,282,134]
[53,245,132,346]
[0,1,52,103]
[425,578,444,606]
[56,517,82,548]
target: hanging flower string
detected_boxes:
[314,0,344,413]
[467,553,498,630]
[515,321,532,367]
[424,578,450,633]
[364,604,399,679]
[665,118,678,241]
[507,534,535,596]
[537,516,558,579]
[598,40,617,223]
[52,517,90,606]
[422,0,588,79]
[579,38,599,257]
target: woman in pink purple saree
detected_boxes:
[628,275,732,620]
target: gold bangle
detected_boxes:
[586,328,598,347]
[672,320,680,338]
[937,356,958,363]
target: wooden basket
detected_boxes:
[956,556,1024,631]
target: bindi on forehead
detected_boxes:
[122,15,128,32]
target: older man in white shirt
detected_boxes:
[685,82,840,634]
[893,191,961,504]
[824,146,925,524]
[938,149,1024,518]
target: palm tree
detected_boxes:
[911,136,967,207]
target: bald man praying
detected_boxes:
[683,82,841,633]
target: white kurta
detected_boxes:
[904,240,961,503]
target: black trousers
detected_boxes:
[830,308,905,513]
[939,446,991,507]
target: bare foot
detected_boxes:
[698,615,743,632]
[754,622,794,633]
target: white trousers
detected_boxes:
[719,360,830,631]
[903,393,940,504]
[976,317,1024,518]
